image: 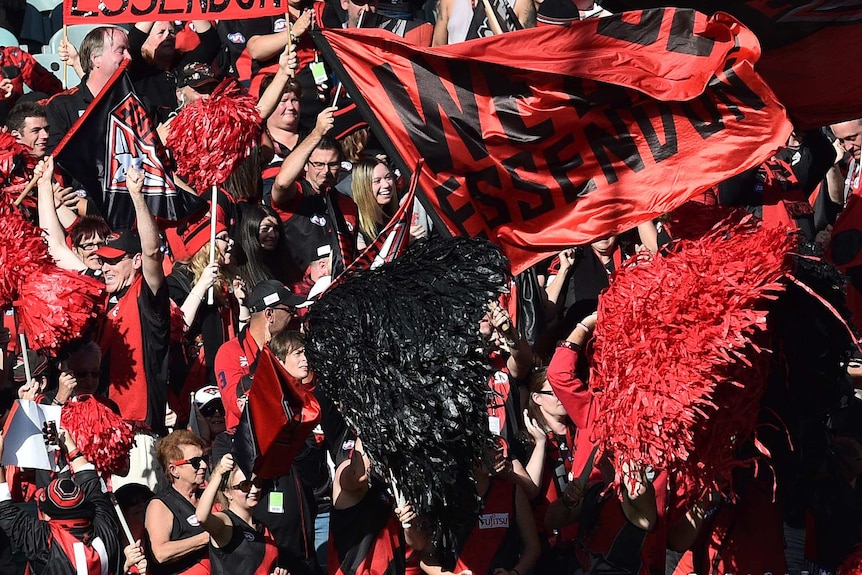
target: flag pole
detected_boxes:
[388,469,410,528]
[332,8,366,107]
[108,493,146,574]
[61,25,68,90]
[18,332,31,384]
[207,187,217,305]
[482,0,503,34]
[13,173,39,207]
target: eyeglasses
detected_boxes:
[215,233,231,243]
[171,456,208,470]
[77,241,106,252]
[271,305,295,314]
[232,477,263,493]
[535,390,556,396]
[307,160,341,170]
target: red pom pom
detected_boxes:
[166,79,262,190]
[0,129,37,202]
[61,396,135,474]
[841,545,862,575]
[590,211,795,503]
[15,265,105,351]
[0,208,50,307]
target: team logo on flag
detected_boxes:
[106,95,177,198]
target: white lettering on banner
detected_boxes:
[478,513,509,529]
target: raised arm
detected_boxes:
[35,156,87,272]
[257,43,298,121]
[271,106,336,208]
[195,453,235,547]
[128,166,164,295]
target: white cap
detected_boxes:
[193,385,221,406]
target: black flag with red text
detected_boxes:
[53,61,205,231]
[314,8,791,275]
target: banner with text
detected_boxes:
[64,0,286,24]
[317,8,792,275]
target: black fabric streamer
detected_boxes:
[305,237,510,548]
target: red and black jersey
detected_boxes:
[0,469,120,575]
[451,479,521,575]
[532,426,579,546]
[210,509,279,575]
[235,15,317,98]
[328,482,406,575]
[99,275,171,434]
[146,488,210,575]
[270,180,358,273]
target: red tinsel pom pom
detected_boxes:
[61,396,135,475]
[840,544,862,575]
[590,211,795,504]
[15,265,105,351]
[166,79,262,190]
[0,129,37,202]
[0,208,50,308]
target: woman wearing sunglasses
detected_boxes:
[196,453,285,575]
[521,367,581,573]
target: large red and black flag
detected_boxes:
[602,0,862,129]
[53,61,205,231]
[314,8,791,275]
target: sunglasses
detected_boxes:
[171,456,208,470]
[232,477,263,493]
[535,390,556,396]
[200,402,225,417]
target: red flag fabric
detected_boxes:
[63,0,286,24]
[603,0,862,129]
[53,61,205,231]
[233,347,321,479]
[317,8,791,275]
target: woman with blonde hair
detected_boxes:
[351,157,399,246]
[167,204,247,419]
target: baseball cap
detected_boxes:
[93,230,142,260]
[246,280,305,313]
[193,385,221,408]
[177,62,219,90]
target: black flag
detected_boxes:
[53,61,205,231]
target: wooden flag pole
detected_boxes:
[207,187,218,305]
[482,0,503,35]
[61,25,68,89]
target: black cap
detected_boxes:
[177,62,219,90]
[246,280,305,313]
[94,230,142,259]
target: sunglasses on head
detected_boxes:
[232,477,263,493]
[171,456,208,470]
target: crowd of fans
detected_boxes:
[0,0,860,574]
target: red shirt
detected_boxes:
[214,329,261,430]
